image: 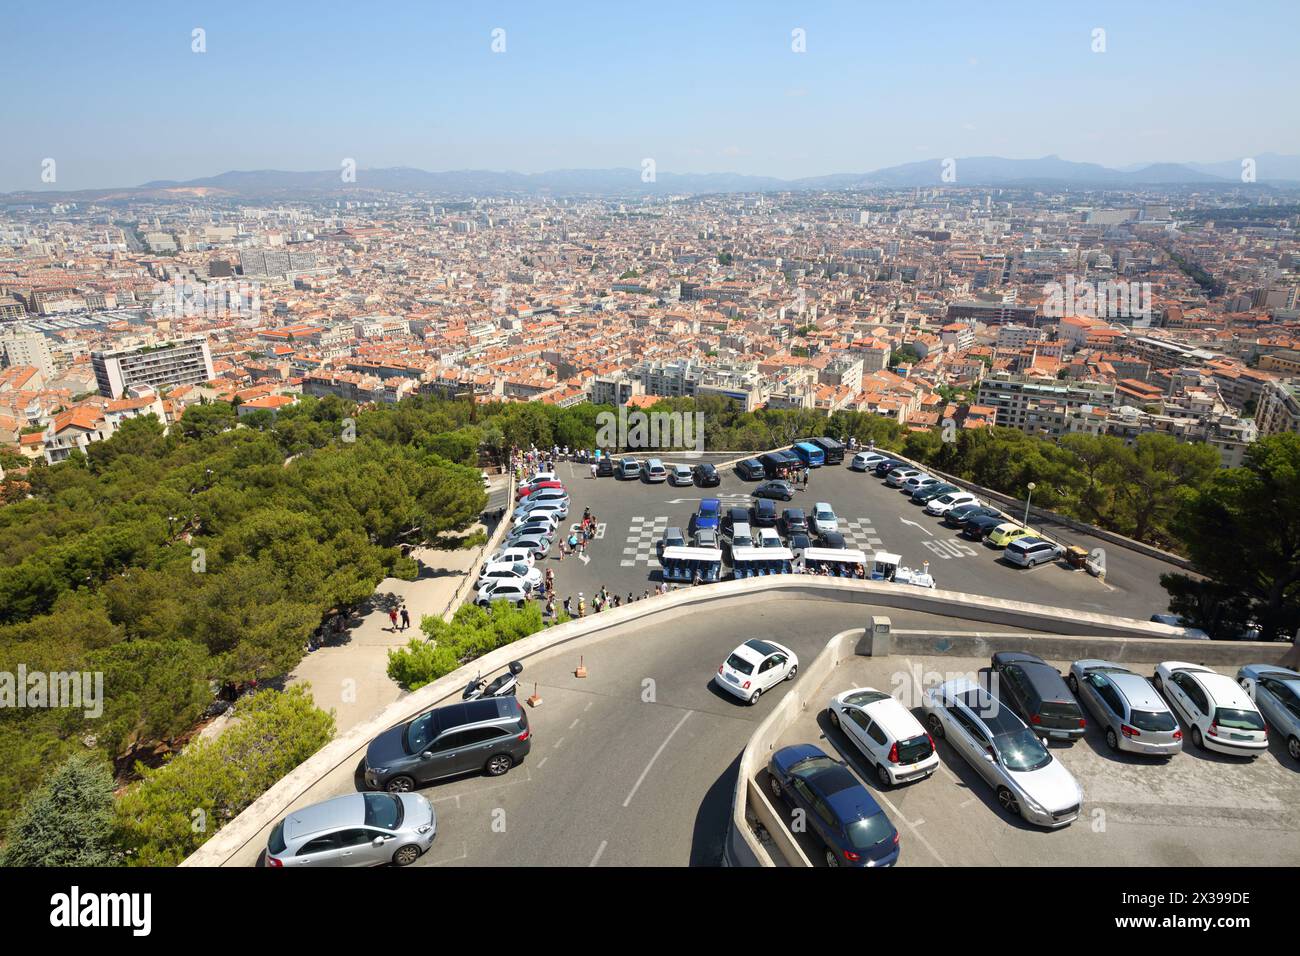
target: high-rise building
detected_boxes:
[1,330,55,379]
[91,338,215,398]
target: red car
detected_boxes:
[517,479,565,499]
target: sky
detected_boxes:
[2,0,1298,191]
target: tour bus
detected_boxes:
[792,441,825,468]
[659,546,723,584]
[760,450,800,480]
[809,436,845,465]
[799,547,867,578]
[730,545,794,578]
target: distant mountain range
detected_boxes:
[7,154,1300,202]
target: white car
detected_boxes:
[475,560,542,591]
[810,502,838,536]
[828,687,940,786]
[885,467,920,488]
[514,500,568,522]
[481,471,492,490]
[1154,662,1269,756]
[851,452,887,472]
[923,491,979,516]
[474,578,533,608]
[901,474,938,496]
[922,677,1082,828]
[669,464,694,486]
[714,639,799,705]
[483,547,535,571]
[512,512,560,533]
[528,471,557,484]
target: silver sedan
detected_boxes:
[1067,660,1182,756]
[1238,664,1300,763]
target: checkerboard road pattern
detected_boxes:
[621,515,670,567]
[838,516,884,551]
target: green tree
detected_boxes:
[0,753,117,867]
[1165,433,1300,641]
[115,686,334,866]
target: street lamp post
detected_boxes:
[1023,482,1036,525]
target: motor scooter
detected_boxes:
[462,660,524,701]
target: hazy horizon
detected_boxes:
[3,0,1298,191]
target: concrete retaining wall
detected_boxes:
[729,627,863,868]
[439,473,517,622]
[182,575,1286,867]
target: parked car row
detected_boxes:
[855,453,1071,571]
[266,694,531,867]
[478,476,577,606]
[609,457,721,486]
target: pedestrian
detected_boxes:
[563,595,572,617]
[545,597,556,621]
[399,605,411,631]
[590,461,598,479]
[578,593,586,618]
[612,594,621,608]
[643,589,651,601]
[387,607,398,630]
[627,591,635,605]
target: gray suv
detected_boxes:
[364,696,531,792]
[266,791,436,867]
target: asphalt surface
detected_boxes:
[767,653,1300,866]
[339,601,1023,867]
[529,455,1173,622]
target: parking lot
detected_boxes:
[764,653,1300,866]
[522,452,1173,622]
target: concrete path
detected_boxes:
[287,477,509,734]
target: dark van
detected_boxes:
[810,436,845,465]
[760,450,801,479]
[990,652,1087,742]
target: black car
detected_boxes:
[363,697,532,792]
[735,458,765,481]
[961,513,1004,541]
[818,530,847,549]
[751,498,778,527]
[788,531,811,554]
[724,506,749,536]
[596,456,614,477]
[873,458,904,478]
[693,462,721,487]
[780,508,808,535]
[945,503,998,528]
[991,652,1087,742]
[754,480,794,501]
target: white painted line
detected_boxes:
[423,841,469,866]
[872,789,947,866]
[584,701,593,711]
[537,756,549,768]
[569,718,581,730]
[623,710,692,807]
[553,736,565,749]
[589,840,608,866]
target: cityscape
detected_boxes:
[0,0,1296,930]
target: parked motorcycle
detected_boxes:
[462,660,524,701]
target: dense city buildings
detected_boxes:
[2,186,1299,464]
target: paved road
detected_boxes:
[333,601,1019,867]
[767,653,1300,866]
[530,456,1172,621]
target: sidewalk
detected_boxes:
[286,486,506,735]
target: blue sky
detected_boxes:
[2,0,1297,190]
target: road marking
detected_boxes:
[553,736,565,749]
[422,841,469,866]
[569,718,581,729]
[537,756,548,768]
[623,710,692,807]
[870,789,947,866]
[584,701,593,712]
[899,516,934,536]
[589,840,608,866]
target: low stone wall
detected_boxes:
[439,473,516,622]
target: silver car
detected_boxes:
[1067,660,1183,756]
[265,792,435,867]
[1238,663,1300,762]
[922,677,1082,828]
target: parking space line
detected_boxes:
[423,841,468,866]
[589,840,608,866]
[623,710,692,807]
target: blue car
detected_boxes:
[694,497,721,532]
[768,744,900,868]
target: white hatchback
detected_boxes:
[1154,661,1269,757]
[924,491,979,516]
[715,639,799,705]
[829,687,940,786]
